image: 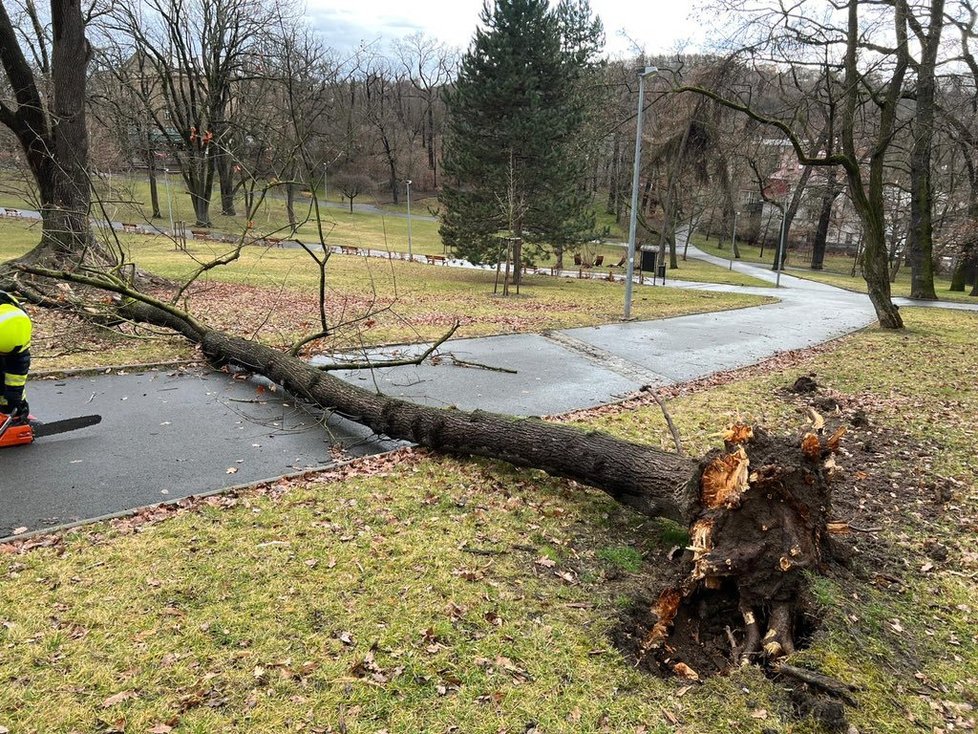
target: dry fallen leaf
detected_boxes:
[534,557,556,568]
[102,690,137,708]
[672,662,699,681]
[226,467,238,474]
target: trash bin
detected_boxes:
[640,246,659,272]
[657,264,667,281]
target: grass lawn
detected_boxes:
[0,219,772,372]
[1,307,975,732]
[694,235,978,304]
[0,171,768,289]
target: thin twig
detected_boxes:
[649,389,685,456]
[447,355,518,374]
[315,322,459,372]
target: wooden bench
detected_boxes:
[428,254,446,265]
[340,245,358,255]
[121,222,139,233]
[190,229,210,240]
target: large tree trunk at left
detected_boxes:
[0,0,114,278]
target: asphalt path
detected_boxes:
[1,369,396,538]
[3,243,976,539]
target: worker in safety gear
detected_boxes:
[0,290,31,420]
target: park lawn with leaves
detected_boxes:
[1,308,976,732]
[0,220,192,371]
[1,220,772,369]
[0,172,769,288]
[694,236,975,304]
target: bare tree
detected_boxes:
[0,0,113,276]
[395,33,455,190]
[101,0,276,226]
[676,1,918,328]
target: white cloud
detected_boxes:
[304,0,707,58]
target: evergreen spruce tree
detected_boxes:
[439,0,604,266]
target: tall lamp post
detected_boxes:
[623,65,658,320]
[405,179,413,261]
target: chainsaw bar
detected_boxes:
[29,414,102,438]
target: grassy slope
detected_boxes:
[0,219,771,371]
[694,235,977,304]
[1,307,976,733]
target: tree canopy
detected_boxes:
[438,0,603,265]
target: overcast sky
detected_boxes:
[304,0,709,60]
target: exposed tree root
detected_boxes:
[772,662,861,707]
[637,422,843,671]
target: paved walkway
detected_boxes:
[3,235,976,540]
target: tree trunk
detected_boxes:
[427,104,437,188]
[606,133,621,215]
[218,153,236,217]
[771,165,813,270]
[286,179,297,230]
[0,0,118,278]
[148,161,162,220]
[811,172,840,270]
[906,0,944,301]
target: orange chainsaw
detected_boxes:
[0,412,102,448]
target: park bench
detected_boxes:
[428,254,446,265]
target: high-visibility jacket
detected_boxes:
[0,290,31,407]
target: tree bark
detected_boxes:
[906,0,944,300]
[218,153,236,217]
[771,166,813,271]
[811,172,840,271]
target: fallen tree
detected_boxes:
[3,0,849,680]
[17,263,844,669]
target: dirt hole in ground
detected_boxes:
[611,581,822,681]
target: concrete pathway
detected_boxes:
[322,256,880,414]
[3,235,976,539]
[1,371,396,539]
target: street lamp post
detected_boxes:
[323,163,328,204]
[623,65,658,321]
[405,179,413,261]
[729,211,738,271]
